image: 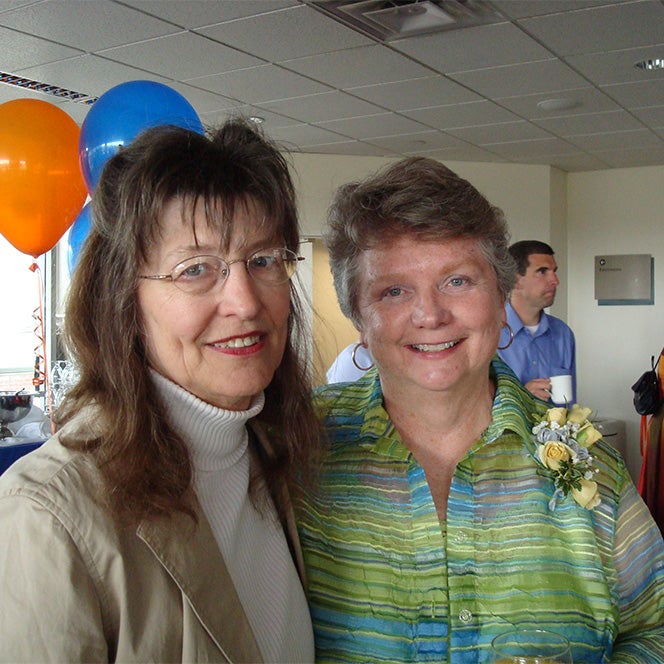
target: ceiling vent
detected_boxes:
[0,71,97,104]
[309,0,503,41]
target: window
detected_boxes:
[0,233,69,401]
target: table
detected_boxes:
[0,438,45,474]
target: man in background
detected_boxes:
[498,240,576,403]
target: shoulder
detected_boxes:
[0,429,114,542]
[314,371,386,450]
[544,312,575,337]
[490,358,547,438]
[315,371,377,413]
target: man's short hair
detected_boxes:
[509,240,554,276]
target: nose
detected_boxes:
[214,261,262,318]
[550,271,560,287]
[410,289,451,327]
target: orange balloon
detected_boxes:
[0,99,87,257]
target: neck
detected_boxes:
[383,373,495,459]
[383,373,495,521]
[510,295,542,327]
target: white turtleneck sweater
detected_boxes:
[151,372,314,663]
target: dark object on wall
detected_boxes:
[637,347,664,537]
[632,355,664,416]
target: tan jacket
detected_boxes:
[0,422,306,663]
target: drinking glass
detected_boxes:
[491,628,572,663]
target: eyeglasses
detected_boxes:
[138,247,303,295]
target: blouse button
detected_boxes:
[455,530,468,543]
[458,609,473,623]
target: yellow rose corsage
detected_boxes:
[532,405,602,510]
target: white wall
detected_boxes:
[567,166,664,482]
[290,153,392,239]
[291,154,554,245]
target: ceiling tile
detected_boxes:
[301,141,394,157]
[484,137,581,160]
[162,84,241,117]
[365,130,465,153]
[416,144,509,162]
[198,105,303,132]
[316,113,430,140]
[496,0,633,20]
[567,128,661,151]
[631,105,664,126]
[0,0,47,11]
[403,101,521,130]
[265,123,351,149]
[199,5,371,61]
[446,121,553,144]
[99,32,262,80]
[391,21,552,73]
[347,76,482,111]
[186,64,331,103]
[0,0,177,51]
[260,91,383,123]
[601,79,664,109]
[119,0,298,28]
[543,152,611,172]
[594,145,664,168]
[0,83,44,103]
[520,1,664,55]
[533,109,645,136]
[495,87,621,119]
[0,0,660,171]
[231,105,304,128]
[449,59,589,98]
[282,45,432,89]
[567,44,664,86]
[0,25,81,70]
[17,54,169,98]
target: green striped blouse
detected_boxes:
[298,359,664,663]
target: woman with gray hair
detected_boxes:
[298,156,664,662]
[0,119,319,662]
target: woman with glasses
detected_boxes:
[0,120,318,662]
[297,157,664,662]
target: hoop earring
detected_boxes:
[497,323,514,350]
[352,343,374,371]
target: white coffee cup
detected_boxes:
[550,374,573,405]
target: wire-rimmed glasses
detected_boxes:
[138,247,303,295]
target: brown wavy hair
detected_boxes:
[58,119,319,523]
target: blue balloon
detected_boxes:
[79,80,204,192]
[67,202,92,275]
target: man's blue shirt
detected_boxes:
[498,301,576,403]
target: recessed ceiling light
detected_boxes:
[536,98,580,112]
[634,58,664,71]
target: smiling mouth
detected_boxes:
[212,335,261,349]
[411,340,459,352]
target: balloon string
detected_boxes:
[29,262,55,435]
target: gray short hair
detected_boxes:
[325,156,517,327]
